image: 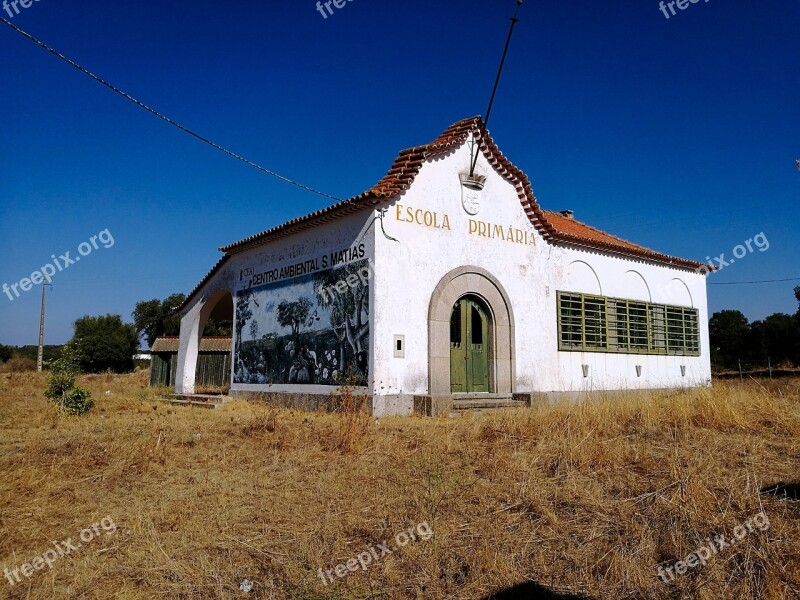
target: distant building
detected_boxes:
[174,117,711,415]
[150,336,232,388]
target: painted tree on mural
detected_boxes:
[249,319,259,341]
[276,298,312,348]
[235,290,253,354]
[313,262,369,378]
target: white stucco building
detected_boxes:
[176,117,711,415]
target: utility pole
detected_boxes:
[36,283,52,372]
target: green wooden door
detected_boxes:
[450,297,489,393]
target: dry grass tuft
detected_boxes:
[0,374,798,599]
[242,410,279,437]
[328,379,371,454]
[0,357,37,373]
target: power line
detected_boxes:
[709,277,800,286]
[0,16,343,202]
[470,0,523,177]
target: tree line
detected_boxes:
[709,287,800,370]
[0,293,231,373]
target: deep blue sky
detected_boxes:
[1,0,798,347]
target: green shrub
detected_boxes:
[44,344,94,416]
[59,387,95,416]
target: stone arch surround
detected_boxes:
[427,266,515,396]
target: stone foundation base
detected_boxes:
[228,388,690,416]
[229,390,370,413]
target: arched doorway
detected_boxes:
[196,290,233,392]
[428,266,515,397]
[450,295,490,393]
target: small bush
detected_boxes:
[44,344,94,416]
[60,387,95,416]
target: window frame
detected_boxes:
[557,291,700,357]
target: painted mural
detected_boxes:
[233,256,370,386]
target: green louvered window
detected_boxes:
[557,293,584,349]
[557,291,700,356]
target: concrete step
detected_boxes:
[451,396,526,411]
[167,394,231,409]
[448,407,527,418]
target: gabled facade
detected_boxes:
[175,117,711,415]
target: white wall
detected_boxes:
[546,246,711,391]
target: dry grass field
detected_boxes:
[1,372,799,600]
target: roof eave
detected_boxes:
[179,115,709,312]
[553,235,707,271]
